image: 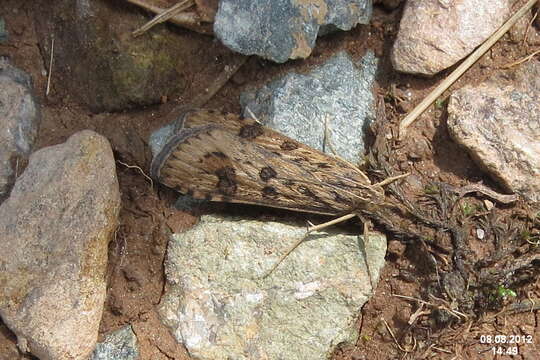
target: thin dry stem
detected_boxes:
[116,160,154,188]
[126,0,211,35]
[522,10,538,47]
[46,35,54,96]
[381,317,411,353]
[131,0,194,37]
[502,47,540,68]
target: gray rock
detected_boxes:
[159,215,386,360]
[0,18,7,43]
[214,0,372,62]
[0,130,121,360]
[0,58,40,202]
[91,326,139,360]
[149,121,177,160]
[241,51,378,163]
[447,61,540,202]
[391,0,510,75]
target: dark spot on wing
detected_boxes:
[212,151,227,159]
[333,191,349,204]
[262,186,278,197]
[316,162,332,169]
[298,185,313,196]
[282,179,295,186]
[259,166,277,181]
[215,166,237,195]
[239,124,264,139]
[280,140,299,151]
[298,185,332,207]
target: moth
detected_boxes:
[151,109,392,216]
[151,109,404,275]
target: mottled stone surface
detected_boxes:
[447,61,540,202]
[91,326,139,360]
[0,130,121,360]
[240,51,378,163]
[0,58,40,202]
[214,0,372,62]
[159,215,386,360]
[391,0,510,75]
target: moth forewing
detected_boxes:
[151,110,385,216]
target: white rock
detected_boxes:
[391,0,510,75]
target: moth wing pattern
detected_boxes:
[151,110,385,215]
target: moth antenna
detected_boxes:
[371,172,410,187]
[261,213,358,279]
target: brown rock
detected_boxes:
[447,61,540,202]
[0,130,120,360]
[391,0,510,75]
[33,0,189,112]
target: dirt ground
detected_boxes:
[1,1,539,359]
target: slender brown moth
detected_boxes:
[151,109,407,275]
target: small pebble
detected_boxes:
[476,228,485,240]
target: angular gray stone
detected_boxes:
[159,215,386,360]
[0,58,40,202]
[91,326,139,360]
[214,0,372,62]
[0,130,121,360]
[447,61,540,202]
[240,51,378,163]
[391,0,510,75]
[149,121,177,161]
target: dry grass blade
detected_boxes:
[381,317,413,353]
[131,0,194,37]
[522,9,538,46]
[502,47,540,68]
[46,35,54,96]
[126,0,212,34]
[399,0,539,137]
[116,160,154,189]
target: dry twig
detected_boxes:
[502,47,540,68]
[116,160,154,188]
[46,35,54,96]
[522,10,538,46]
[131,0,194,37]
